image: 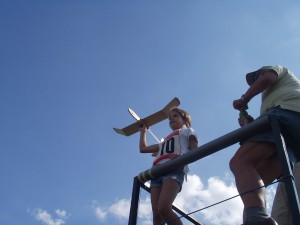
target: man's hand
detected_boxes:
[233,98,248,111]
[238,115,254,126]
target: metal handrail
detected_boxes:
[128,115,300,225]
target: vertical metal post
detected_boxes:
[269,115,300,225]
[128,176,141,225]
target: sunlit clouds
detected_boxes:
[91,174,276,225]
[29,208,69,225]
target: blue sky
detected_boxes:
[1,1,300,225]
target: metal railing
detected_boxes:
[128,115,300,225]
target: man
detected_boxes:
[230,65,300,225]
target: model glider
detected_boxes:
[113,97,180,136]
[128,108,160,142]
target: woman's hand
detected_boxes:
[138,122,147,133]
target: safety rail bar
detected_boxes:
[128,115,300,225]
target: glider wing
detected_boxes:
[113,97,180,136]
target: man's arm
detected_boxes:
[233,70,278,110]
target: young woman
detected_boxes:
[139,107,198,225]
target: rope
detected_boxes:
[159,175,294,225]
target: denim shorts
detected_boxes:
[246,106,300,161]
[150,168,185,191]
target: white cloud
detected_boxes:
[93,199,132,222]
[109,199,131,219]
[175,174,243,225]
[94,206,108,222]
[55,209,67,218]
[92,197,152,225]
[136,197,152,225]
[94,174,277,225]
[30,208,68,225]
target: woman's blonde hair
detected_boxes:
[169,107,192,128]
